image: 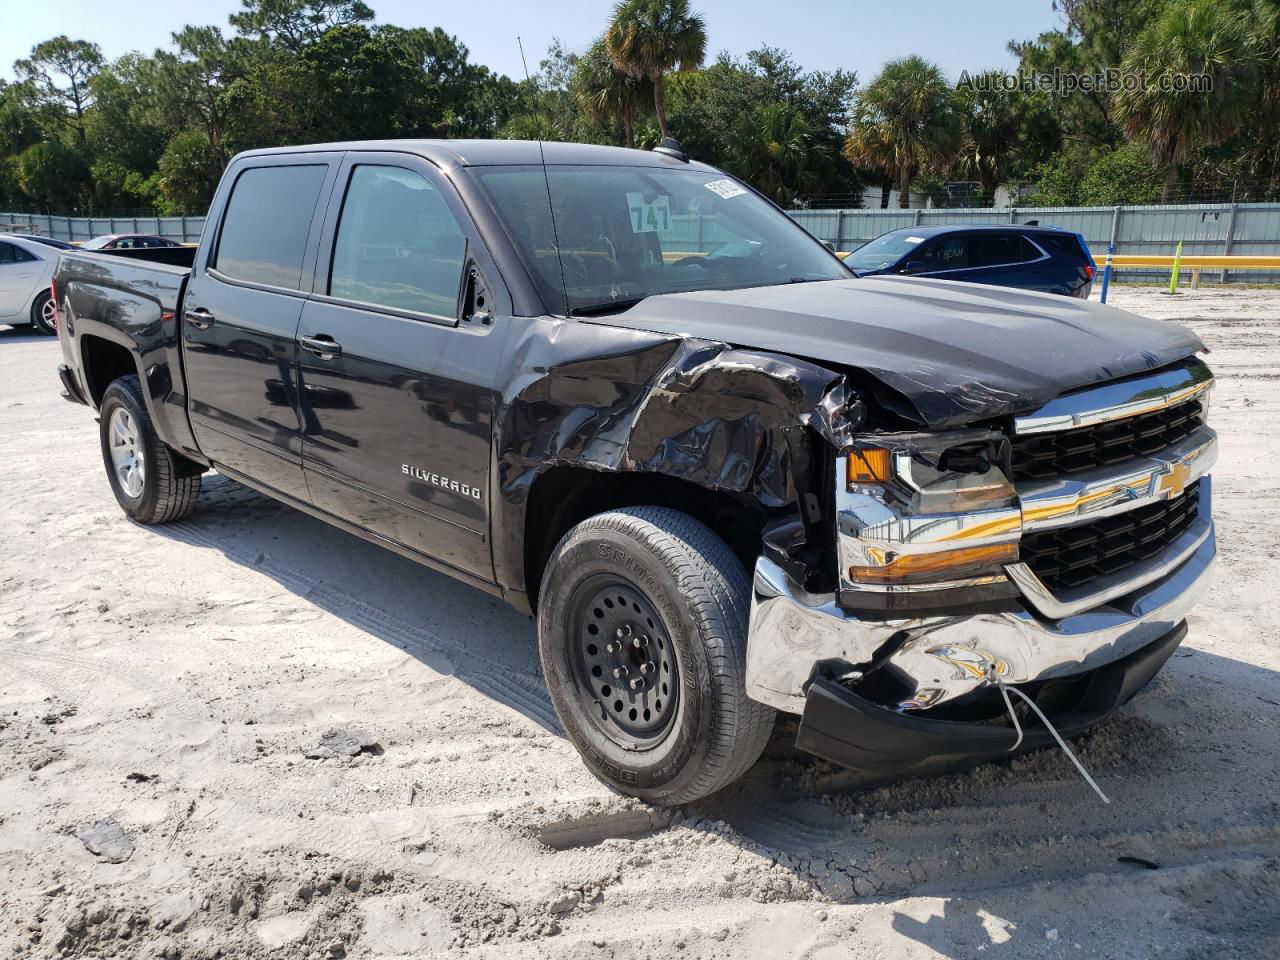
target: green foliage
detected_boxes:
[14,140,91,212]
[2,0,1278,216]
[1115,0,1256,198]
[605,0,707,137]
[1079,143,1165,204]
[664,48,858,199]
[155,129,221,214]
[953,71,1060,205]
[1021,143,1163,206]
[846,56,961,208]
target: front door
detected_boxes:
[296,154,511,582]
[181,154,340,500]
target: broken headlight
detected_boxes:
[839,430,1021,599]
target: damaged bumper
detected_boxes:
[745,491,1214,773]
[795,620,1186,776]
[747,525,1210,771]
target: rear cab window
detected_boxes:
[214,164,329,290]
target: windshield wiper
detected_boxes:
[568,297,646,317]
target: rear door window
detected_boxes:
[215,164,328,290]
[970,233,1042,268]
[0,242,37,264]
[328,165,467,317]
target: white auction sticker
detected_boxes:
[703,178,748,199]
[904,236,925,244]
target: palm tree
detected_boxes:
[604,0,706,140]
[1114,0,1255,201]
[723,103,829,205]
[953,72,1029,206]
[844,108,896,208]
[574,38,651,148]
[843,56,961,209]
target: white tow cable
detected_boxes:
[992,672,1111,806]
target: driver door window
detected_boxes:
[329,165,467,318]
[913,235,969,273]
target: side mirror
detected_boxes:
[822,240,836,253]
[902,260,926,274]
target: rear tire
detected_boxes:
[31,290,56,335]
[537,507,775,805]
[99,375,203,524]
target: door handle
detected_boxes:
[184,307,215,329]
[299,335,342,360]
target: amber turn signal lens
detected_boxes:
[847,447,893,485]
[848,542,1018,585]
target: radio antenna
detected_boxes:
[517,36,532,83]
[515,35,569,314]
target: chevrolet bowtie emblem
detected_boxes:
[1157,461,1192,498]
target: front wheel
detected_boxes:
[98,375,203,523]
[31,290,56,335]
[537,507,775,805]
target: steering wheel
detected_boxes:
[670,255,708,269]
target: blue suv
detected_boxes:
[845,224,1097,298]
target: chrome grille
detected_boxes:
[1021,480,1201,592]
[1011,398,1205,482]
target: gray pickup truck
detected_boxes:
[53,139,1216,803]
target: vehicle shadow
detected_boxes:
[151,473,561,732]
[0,326,53,343]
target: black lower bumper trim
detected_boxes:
[58,364,87,405]
[796,620,1186,777]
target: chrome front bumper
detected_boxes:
[745,484,1216,715]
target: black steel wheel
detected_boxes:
[537,507,775,805]
[569,577,679,746]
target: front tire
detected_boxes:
[31,290,56,335]
[99,375,203,523]
[538,507,775,805]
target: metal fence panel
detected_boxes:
[4,203,1280,282]
[0,212,207,243]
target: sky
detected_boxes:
[1,0,1062,85]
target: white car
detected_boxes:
[0,234,62,335]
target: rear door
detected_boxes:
[965,232,1051,290]
[0,240,41,319]
[181,153,341,500]
[295,152,511,581]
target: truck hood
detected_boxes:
[593,276,1204,429]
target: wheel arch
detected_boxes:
[79,334,143,408]
[522,466,770,611]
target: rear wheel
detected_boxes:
[31,290,56,335]
[98,375,203,523]
[538,507,774,804]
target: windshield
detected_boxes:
[81,236,114,249]
[471,164,850,314]
[845,231,929,272]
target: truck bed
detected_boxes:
[55,249,198,459]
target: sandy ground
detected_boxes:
[0,285,1277,960]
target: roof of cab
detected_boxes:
[233,139,720,172]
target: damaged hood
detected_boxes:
[593,277,1204,428]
